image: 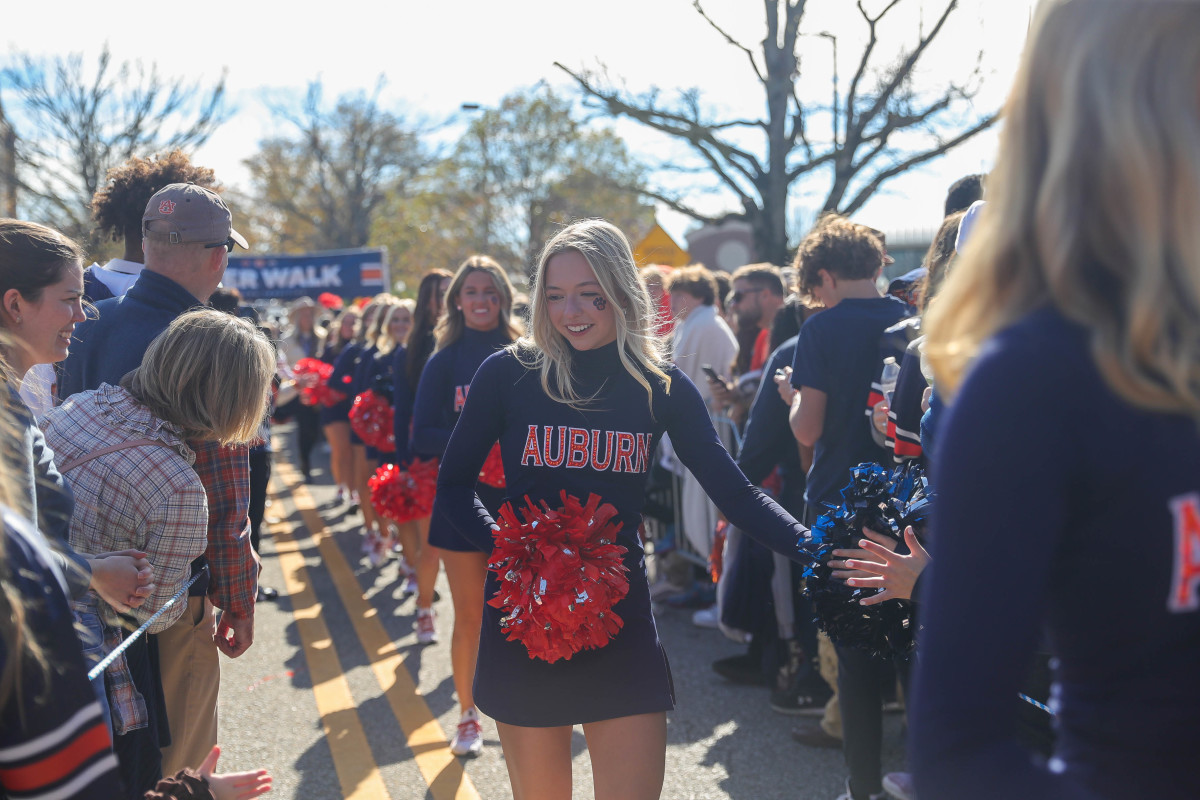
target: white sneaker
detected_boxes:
[691,605,720,629]
[882,772,915,800]
[416,608,438,645]
[450,709,483,757]
[402,573,419,598]
[366,531,388,568]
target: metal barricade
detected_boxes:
[644,412,743,576]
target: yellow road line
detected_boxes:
[269,511,392,799]
[271,460,481,800]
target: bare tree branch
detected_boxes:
[1,44,228,244]
[556,63,764,180]
[556,0,997,263]
[694,0,766,84]
[843,0,893,134]
[784,150,836,182]
[850,95,956,172]
[847,0,958,144]
[840,112,998,215]
[627,183,722,225]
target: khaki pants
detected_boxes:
[818,633,842,739]
[157,596,221,775]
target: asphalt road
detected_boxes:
[213,425,906,799]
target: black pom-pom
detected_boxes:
[799,461,932,658]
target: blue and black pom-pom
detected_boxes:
[800,461,932,658]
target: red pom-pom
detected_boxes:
[487,492,630,664]
[478,443,505,488]
[317,292,343,310]
[293,358,346,407]
[369,459,438,524]
[349,390,396,452]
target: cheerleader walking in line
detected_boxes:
[413,257,522,757]
[433,221,809,798]
[349,295,400,549]
[391,270,452,621]
[913,2,1200,798]
[319,307,361,504]
[361,299,412,565]
[327,301,377,511]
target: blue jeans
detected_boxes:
[72,595,114,738]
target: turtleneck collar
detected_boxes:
[462,325,510,347]
[570,340,623,378]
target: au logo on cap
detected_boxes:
[159,199,176,215]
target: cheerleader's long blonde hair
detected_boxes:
[925,0,1200,416]
[517,219,671,412]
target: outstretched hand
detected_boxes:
[198,745,272,799]
[840,526,930,605]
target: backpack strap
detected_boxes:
[58,439,169,473]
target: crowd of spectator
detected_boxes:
[3,3,1199,797]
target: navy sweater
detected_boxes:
[737,336,805,512]
[324,342,363,417]
[390,346,414,462]
[59,270,204,400]
[411,327,511,459]
[911,307,1200,800]
[351,344,379,397]
[434,342,807,559]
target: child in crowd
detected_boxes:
[786,216,910,800]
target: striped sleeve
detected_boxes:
[1,513,124,799]
[0,705,119,800]
[889,343,930,464]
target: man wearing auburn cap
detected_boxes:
[60,182,257,792]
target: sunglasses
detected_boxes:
[728,287,764,304]
[204,238,236,252]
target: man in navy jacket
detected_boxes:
[60,183,257,782]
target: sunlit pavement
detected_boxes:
[215,424,904,799]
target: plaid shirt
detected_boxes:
[191,438,257,616]
[43,384,210,733]
[42,384,210,628]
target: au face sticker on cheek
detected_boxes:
[592,296,607,311]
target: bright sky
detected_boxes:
[5,0,1035,244]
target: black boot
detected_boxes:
[769,639,832,715]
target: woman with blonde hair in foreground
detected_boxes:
[913,1,1200,797]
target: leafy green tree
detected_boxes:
[374,86,652,282]
[243,80,429,254]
